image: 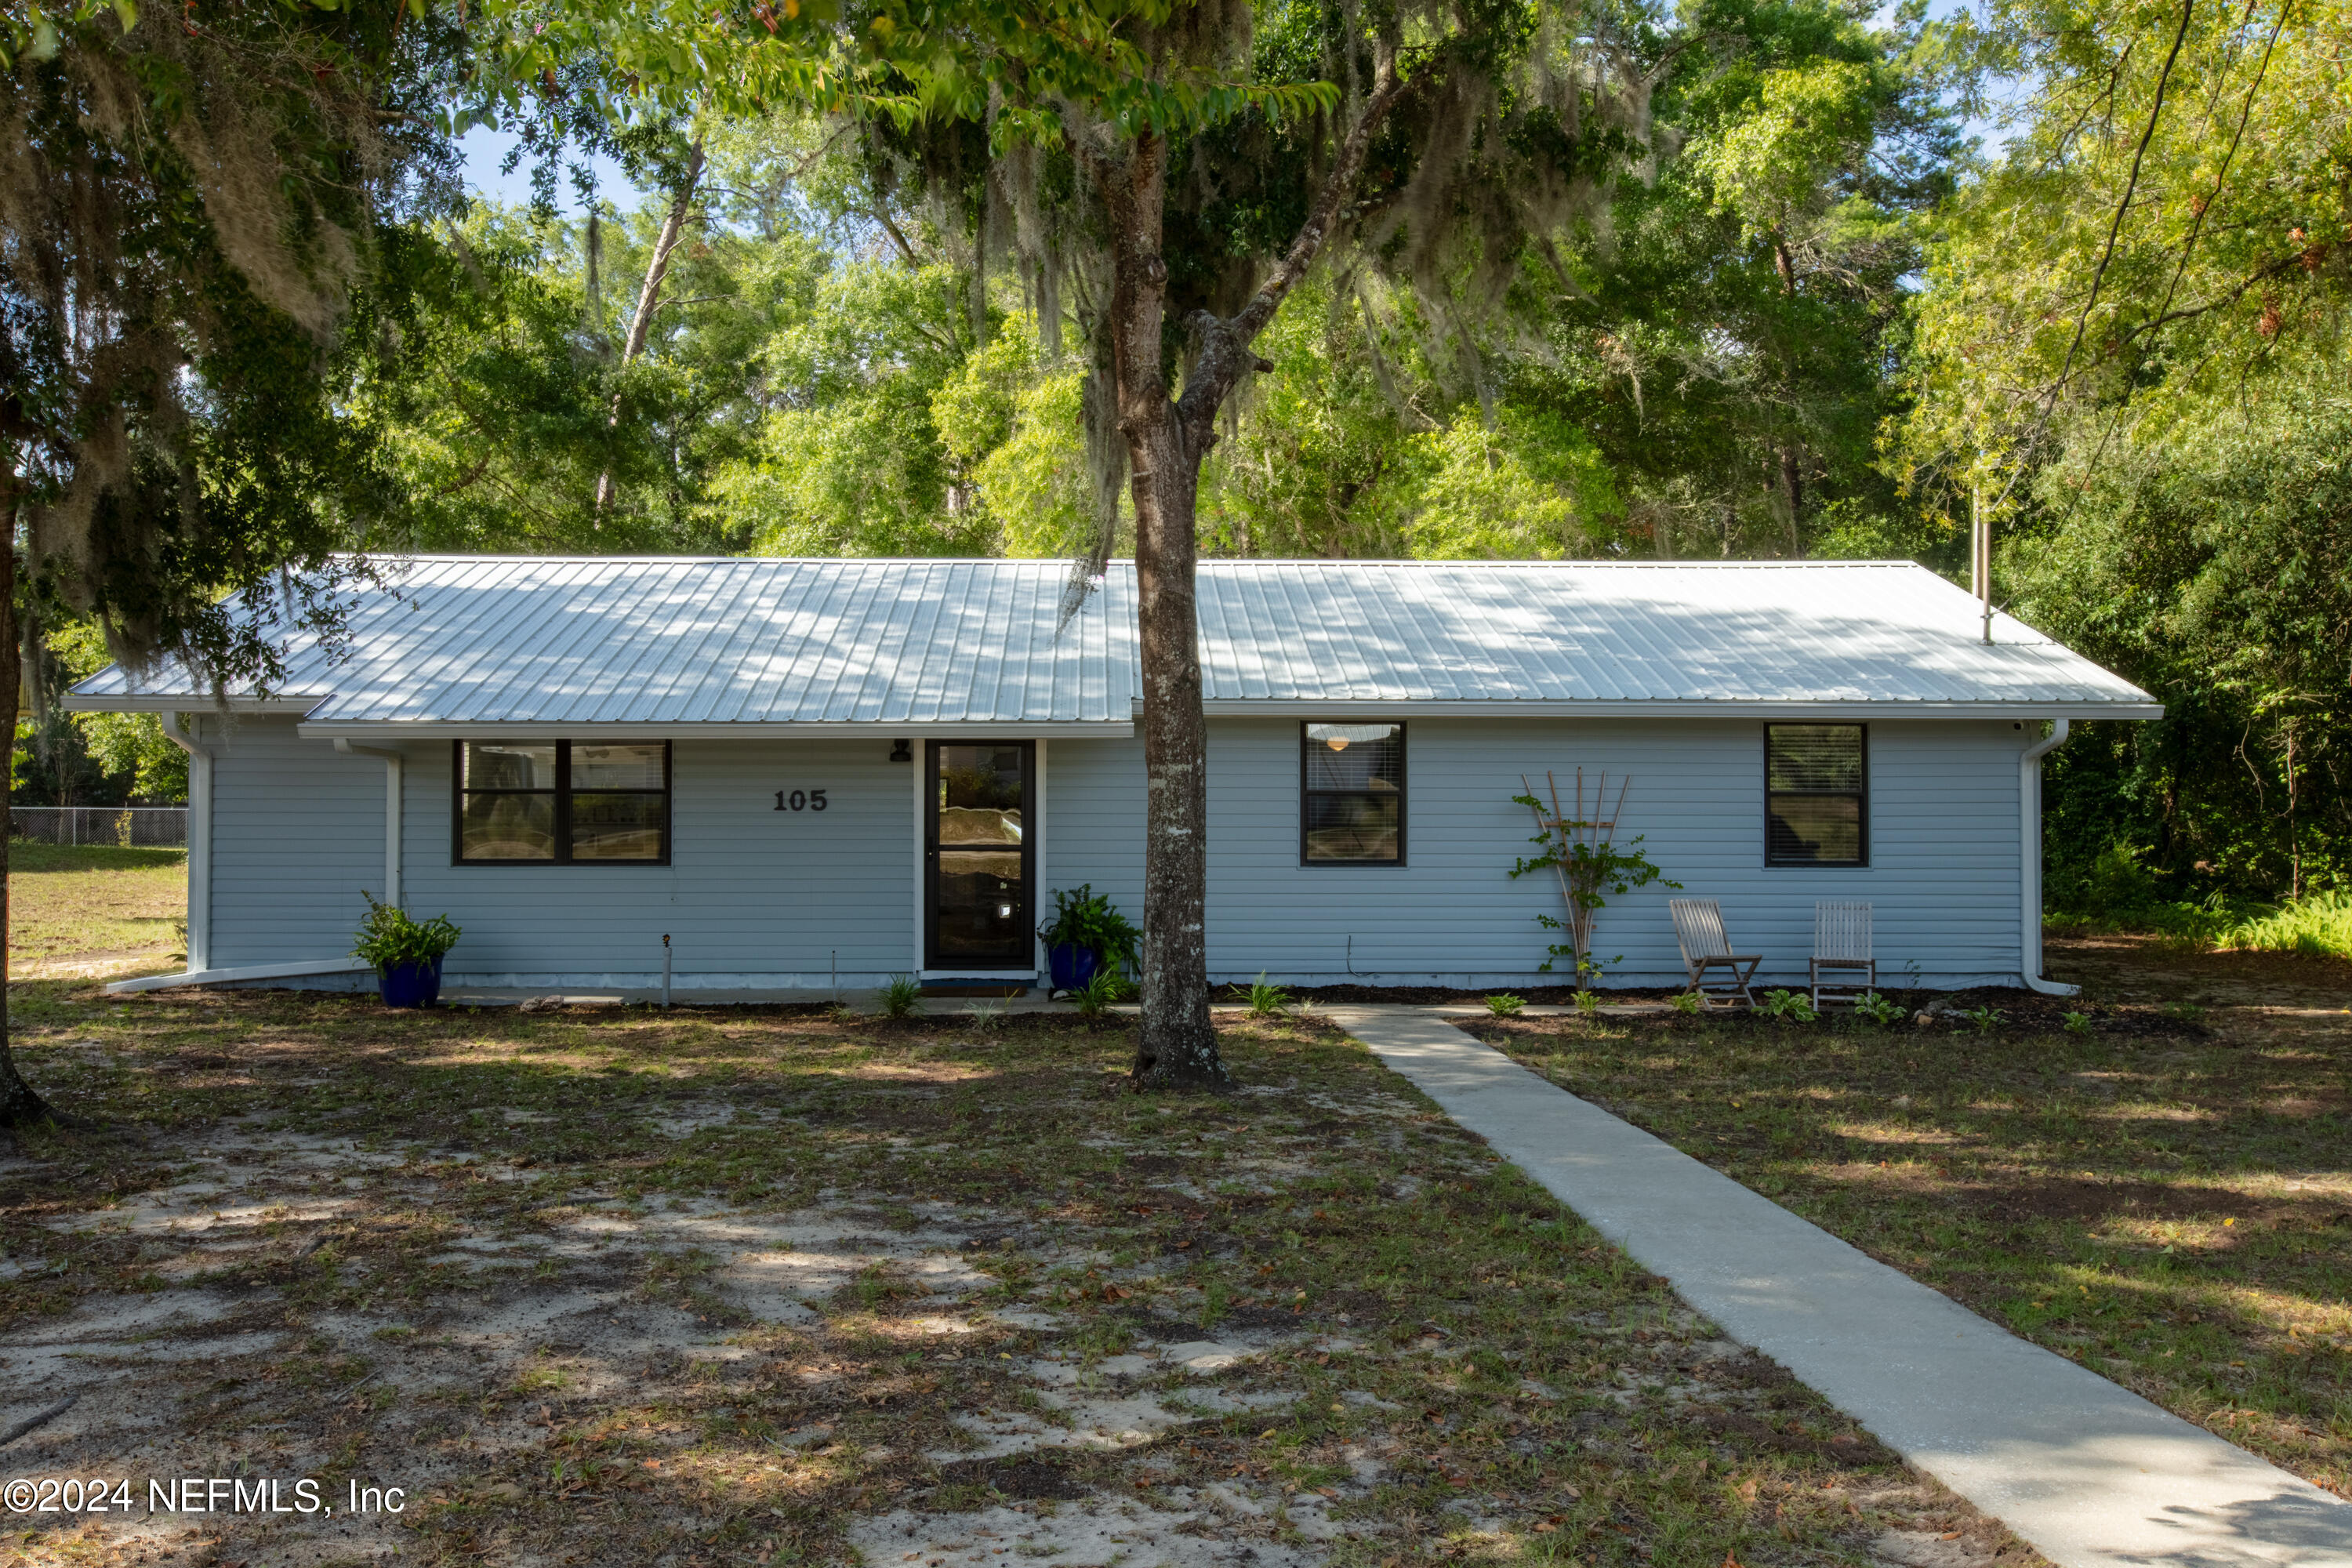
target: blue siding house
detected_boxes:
[65,557,2160,996]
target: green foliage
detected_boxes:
[1036,885,1142,974]
[1510,794,1679,985]
[1759,989,1817,1024]
[1853,992,1905,1028]
[1958,1005,2005,1035]
[1671,990,1706,1017]
[2218,893,2352,961]
[2062,1011,2092,1036]
[350,893,461,970]
[1246,974,1292,1018]
[1072,970,1127,1022]
[1483,994,1526,1018]
[876,974,923,1019]
[1573,989,1602,1017]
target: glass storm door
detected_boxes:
[925,742,1034,970]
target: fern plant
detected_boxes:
[350,892,460,970]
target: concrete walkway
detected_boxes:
[1327,1005,2352,1568]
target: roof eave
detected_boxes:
[1185,699,2165,720]
[64,693,326,715]
[294,719,1134,740]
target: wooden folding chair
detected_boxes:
[1810,901,1875,1009]
[1670,898,1761,1010]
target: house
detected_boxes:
[65,556,2160,996]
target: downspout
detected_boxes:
[162,713,216,972]
[333,739,404,909]
[2020,720,2075,996]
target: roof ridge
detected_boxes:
[339,554,1927,570]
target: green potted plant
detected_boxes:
[1036,884,1140,993]
[352,891,462,1008]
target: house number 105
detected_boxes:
[775,789,828,811]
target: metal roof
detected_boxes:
[65,556,2159,730]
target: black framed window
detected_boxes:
[1301,722,1404,865]
[1766,724,1866,866]
[456,741,670,864]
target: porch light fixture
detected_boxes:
[1326,736,1349,751]
[889,739,913,762]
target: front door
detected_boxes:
[925,742,1034,971]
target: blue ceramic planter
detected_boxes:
[1046,942,1102,993]
[378,956,445,1008]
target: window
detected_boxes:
[1766,724,1866,866]
[456,741,670,864]
[1301,722,1404,864]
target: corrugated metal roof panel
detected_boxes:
[65,556,2158,724]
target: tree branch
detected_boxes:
[2040,0,2195,414]
[1173,43,1407,443]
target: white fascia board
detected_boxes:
[64,694,326,714]
[296,720,1134,740]
[107,958,371,994]
[1185,699,2165,720]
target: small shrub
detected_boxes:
[1073,970,1125,1021]
[1853,991,1905,1027]
[876,974,923,1018]
[1247,972,1291,1018]
[1759,989,1817,1024]
[961,1000,1008,1033]
[1958,1004,2005,1033]
[350,891,461,970]
[2063,1010,2093,1036]
[1670,990,1705,1016]
[1573,989,1601,1016]
[1484,993,1526,1017]
[1037,884,1142,973]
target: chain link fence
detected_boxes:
[11,807,189,848]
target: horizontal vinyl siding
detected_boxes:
[209,717,389,967]
[1042,737,1147,927]
[400,738,916,982]
[1197,717,2025,989]
[202,717,2027,990]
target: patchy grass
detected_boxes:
[6,842,186,980]
[1459,952,2352,1501]
[0,986,2036,1567]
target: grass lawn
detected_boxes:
[1458,941,2352,1501]
[0,990,2034,1568]
[6,841,187,980]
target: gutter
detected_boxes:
[334,738,404,909]
[107,959,369,996]
[159,714,216,973]
[2020,720,2078,996]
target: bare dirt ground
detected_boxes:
[0,993,2038,1568]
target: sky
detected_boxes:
[458,125,638,216]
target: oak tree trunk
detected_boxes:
[1081,56,1406,1091]
[0,523,55,1136]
